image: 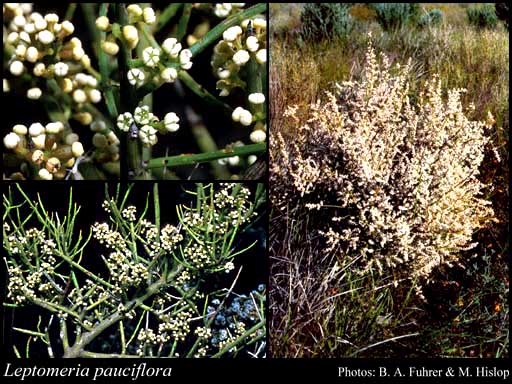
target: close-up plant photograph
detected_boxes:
[3,3,268,180]
[2,182,267,358]
[270,3,509,358]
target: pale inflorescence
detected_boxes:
[271,40,495,288]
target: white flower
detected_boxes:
[88,89,102,103]
[127,4,143,17]
[250,129,266,143]
[233,50,250,65]
[248,92,265,105]
[45,122,64,134]
[161,67,178,83]
[54,62,69,77]
[101,41,119,55]
[95,16,110,31]
[223,26,242,42]
[71,141,84,157]
[7,32,19,45]
[15,44,27,59]
[142,47,161,68]
[33,63,46,77]
[44,14,59,24]
[73,46,85,60]
[75,73,89,86]
[253,18,267,29]
[3,133,21,149]
[248,155,257,165]
[29,123,45,137]
[232,106,244,122]
[46,157,61,173]
[32,134,46,149]
[255,49,267,64]
[224,261,235,273]
[24,23,35,34]
[122,25,139,49]
[61,21,74,35]
[38,30,55,44]
[127,68,145,86]
[179,49,192,68]
[134,105,152,125]
[12,124,28,135]
[9,60,24,76]
[228,156,240,166]
[73,89,87,103]
[117,112,134,132]
[38,168,53,180]
[106,131,120,145]
[246,35,259,52]
[34,18,47,31]
[32,150,45,164]
[13,15,27,28]
[25,46,39,63]
[162,38,182,58]
[164,112,180,132]
[214,3,232,18]
[143,7,156,25]
[217,68,231,79]
[181,61,193,70]
[232,108,253,126]
[139,125,158,146]
[27,87,42,100]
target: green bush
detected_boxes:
[300,3,353,41]
[369,3,421,31]
[467,5,498,29]
[418,9,443,28]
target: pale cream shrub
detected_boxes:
[271,40,495,288]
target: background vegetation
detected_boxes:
[270,3,509,358]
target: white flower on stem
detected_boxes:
[253,18,267,29]
[88,89,102,103]
[214,3,232,18]
[248,92,265,105]
[217,68,231,79]
[101,41,119,56]
[228,156,240,166]
[61,21,75,36]
[45,122,64,134]
[3,133,21,149]
[161,67,178,83]
[232,107,252,126]
[232,107,244,122]
[223,26,242,42]
[25,46,39,63]
[32,134,46,149]
[33,63,46,77]
[29,123,45,137]
[117,112,134,132]
[162,38,182,58]
[24,23,36,34]
[95,16,110,31]
[164,112,180,132]
[179,49,193,69]
[127,68,145,86]
[9,60,25,76]
[54,62,69,77]
[233,50,250,65]
[27,87,42,100]
[142,47,161,68]
[15,44,27,59]
[246,36,259,52]
[134,105,153,125]
[139,125,158,146]
[12,124,28,136]
[250,129,266,143]
[34,18,47,31]
[7,32,19,45]
[72,45,85,60]
[44,13,59,24]
[248,155,257,165]
[143,7,156,25]
[38,168,53,180]
[122,25,139,49]
[37,30,55,44]
[45,157,61,173]
[71,141,84,157]
[224,261,235,273]
[32,150,45,164]
[255,49,267,64]
[72,89,87,103]
[127,4,143,17]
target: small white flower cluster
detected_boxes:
[213,3,246,18]
[121,206,137,222]
[92,222,128,252]
[3,122,86,180]
[106,250,149,290]
[271,40,495,289]
[116,105,181,147]
[126,38,192,89]
[212,17,267,97]
[157,308,193,342]
[4,6,101,112]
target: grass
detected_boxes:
[270,3,509,358]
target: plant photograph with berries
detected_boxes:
[3,3,267,180]
[270,3,508,358]
[2,182,266,358]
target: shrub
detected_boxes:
[495,3,509,30]
[418,9,443,28]
[270,39,495,293]
[300,3,353,41]
[369,3,421,31]
[467,5,498,29]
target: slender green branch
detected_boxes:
[211,321,265,357]
[157,3,183,32]
[177,3,193,41]
[147,143,266,169]
[178,71,233,114]
[64,4,77,21]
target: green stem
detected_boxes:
[156,3,183,33]
[64,4,77,21]
[177,3,193,41]
[153,183,160,244]
[147,143,266,169]
[189,4,267,57]
[211,321,265,357]
[80,3,101,59]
